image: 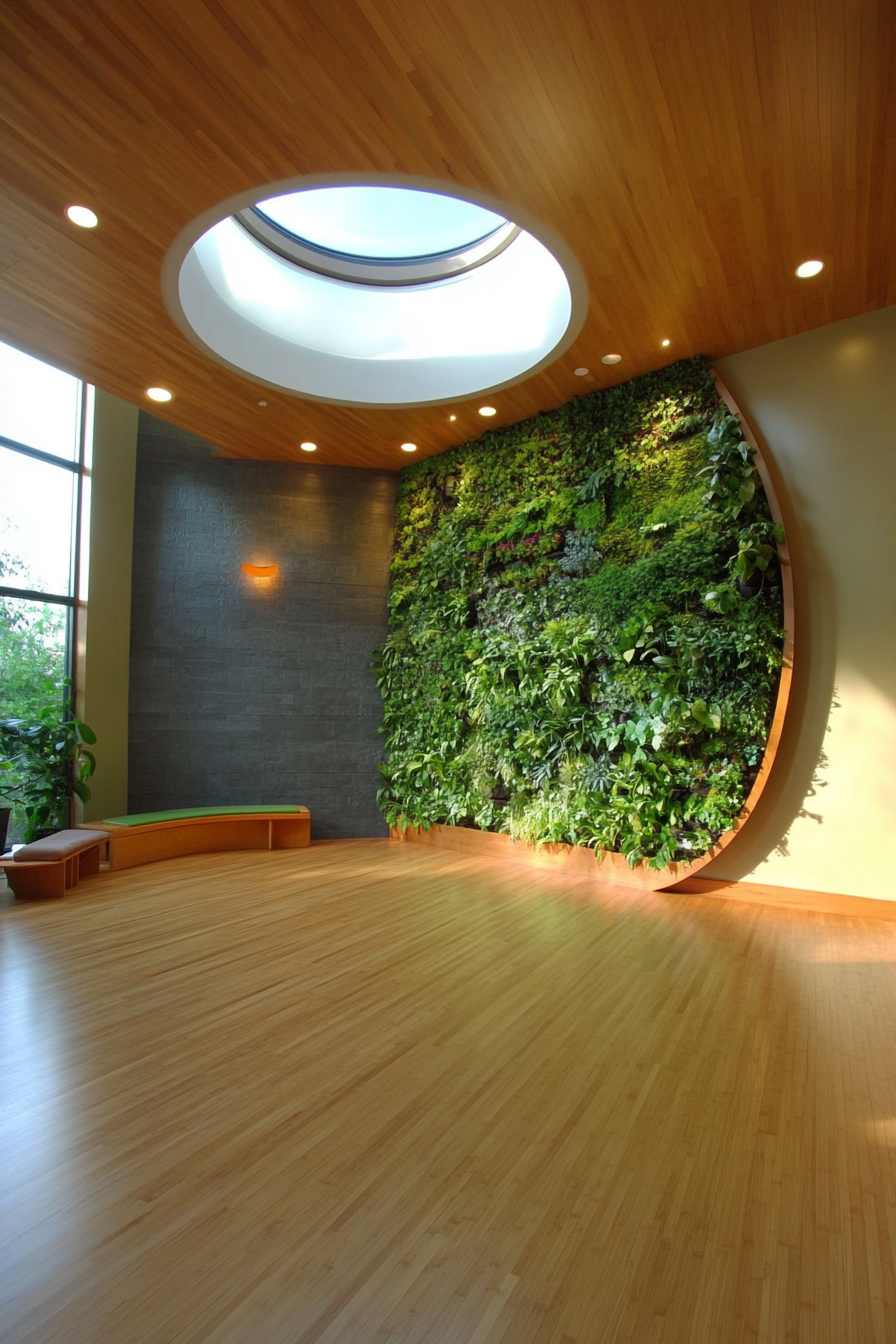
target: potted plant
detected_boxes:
[0,762,17,854]
[0,683,97,844]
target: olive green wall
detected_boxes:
[710,304,896,900]
[78,389,138,822]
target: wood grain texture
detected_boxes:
[0,837,105,899]
[670,873,896,920]
[393,818,689,889]
[3,838,896,1342]
[80,811,312,869]
[0,0,893,467]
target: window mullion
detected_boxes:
[0,432,81,471]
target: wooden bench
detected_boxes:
[79,805,310,871]
[0,829,109,899]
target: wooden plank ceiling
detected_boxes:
[0,0,893,468]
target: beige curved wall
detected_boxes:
[707,304,896,900]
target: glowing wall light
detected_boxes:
[241,563,279,578]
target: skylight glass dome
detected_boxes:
[254,186,507,259]
[165,177,587,408]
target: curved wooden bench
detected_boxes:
[80,806,310,871]
[1,829,109,899]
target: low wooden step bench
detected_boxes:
[0,829,109,899]
[79,805,310,871]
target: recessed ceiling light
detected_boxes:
[449,415,457,421]
[661,339,671,347]
[300,441,316,452]
[601,354,622,365]
[145,386,173,402]
[479,406,497,416]
[66,205,98,229]
[796,259,824,278]
[574,367,589,376]
[401,442,417,452]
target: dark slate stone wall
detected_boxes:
[129,413,397,838]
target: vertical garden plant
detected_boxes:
[374,358,785,869]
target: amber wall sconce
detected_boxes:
[241,563,279,578]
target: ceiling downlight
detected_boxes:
[66,205,98,228]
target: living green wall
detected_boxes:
[376,358,786,869]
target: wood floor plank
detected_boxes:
[2,839,896,1342]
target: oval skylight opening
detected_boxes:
[165,175,587,409]
[254,186,507,260]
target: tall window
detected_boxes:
[0,340,89,719]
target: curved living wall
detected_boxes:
[375,358,786,870]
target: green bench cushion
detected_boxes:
[103,806,307,828]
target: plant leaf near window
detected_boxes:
[374,358,786,870]
[0,680,97,842]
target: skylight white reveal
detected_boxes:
[168,179,584,408]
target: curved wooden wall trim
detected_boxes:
[395,373,796,892]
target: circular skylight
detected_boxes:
[254,186,507,259]
[237,191,519,287]
[164,175,587,408]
